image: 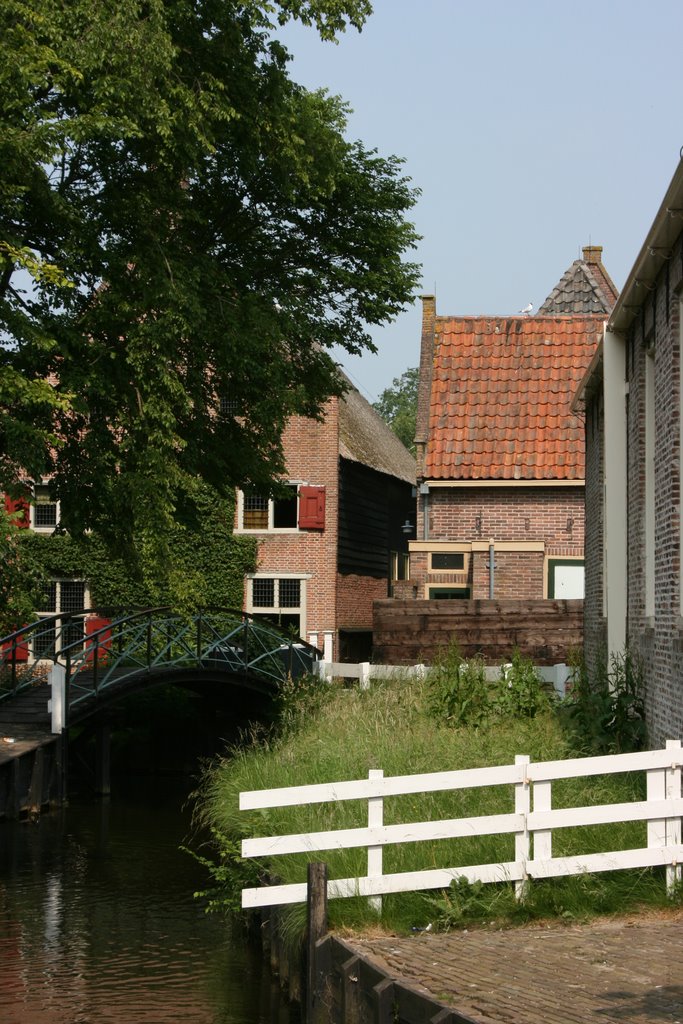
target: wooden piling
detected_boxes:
[306,861,328,1024]
[27,746,45,818]
[95,722,111,796]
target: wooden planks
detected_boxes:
[372,598,583,665]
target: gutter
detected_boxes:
[572,154,683,409]
[608,156,683,335]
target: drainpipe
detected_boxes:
[488,539,495,599]
[419,483,430,540]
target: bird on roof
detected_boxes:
[519,302,533,315]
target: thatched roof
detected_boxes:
[339,386,415,485]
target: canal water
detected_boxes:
[0,776,299,1024]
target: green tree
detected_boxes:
[0,0,419,564]
[0,503,46,634]
[373,366,418,452]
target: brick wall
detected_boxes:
[472,548,546,599]
[623,233,683,745]
[411,485,585,599]
[583,389,606,678]
[239,400,340,650]
[336,573,388,629]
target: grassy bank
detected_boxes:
[194,652,678,935]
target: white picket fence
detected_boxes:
[312,660,573,695]
[240,741,683,909]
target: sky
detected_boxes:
[275,0,683,403]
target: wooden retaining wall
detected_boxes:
[257,908,475,1024]
[373,598,583,666]
[0,736,64,820]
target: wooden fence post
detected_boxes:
[306,861,328,1024]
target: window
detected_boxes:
[430,552,465,571]
[219,395,240,417]
[427,586,471,600]
[31,484,59,531]
[33,579,87,657]
[247,576,305,635]
[238,485,325,532]
[241,487,297,530]
[391,552,410,581]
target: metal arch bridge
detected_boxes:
[0,608,321,727]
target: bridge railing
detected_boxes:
[1,608,321,708]
[0,611,92,697]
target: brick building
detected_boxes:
[404,248,617,602]
[575,158,683,745]
[234,384,415,661]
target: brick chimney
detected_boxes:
[421,294,436,336]
[582,245,603,266]
[415,295,436,480]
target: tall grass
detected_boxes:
[193,661,678,935]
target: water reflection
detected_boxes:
[0,780,297,1024]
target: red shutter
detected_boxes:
[2,634,29,663]
[298,486,325,530]
[4,495,30,528]
[86,616,112,664]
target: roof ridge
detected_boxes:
[538,256,616,316]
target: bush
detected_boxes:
[564,647,646,754]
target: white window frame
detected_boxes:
[391,551,410,582]
[32,578,89,660]
[246,573,309,635]
[236,485,301,533]
[30,482,60,532]
[428,548,470,574]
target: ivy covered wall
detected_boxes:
[15,482,256,616]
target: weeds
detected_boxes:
[564,647,646,753]
[429,643,553,727]
[191,646,666,937]
[428,643,488,726]
[492,650,553,719]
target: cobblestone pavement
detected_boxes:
[348,911,683,1023]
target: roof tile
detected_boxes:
[426,314,603,481]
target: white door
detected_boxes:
[552,563,584,599]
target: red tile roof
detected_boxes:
[426,315,604,481]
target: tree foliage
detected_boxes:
[373,366,418,452]
[8,481,256,628]
[0,503,45,634]
[0,0,419,560]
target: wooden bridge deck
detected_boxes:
[0,684,51,738]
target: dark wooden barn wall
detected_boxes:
[337,460,414,578]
